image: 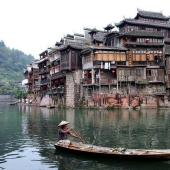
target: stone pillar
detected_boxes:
[65,69,82,107]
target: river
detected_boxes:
[1,102,170,169]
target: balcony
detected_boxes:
[146,76,164,82]
[27,77,33,84]
[118,76,136,82]
[40,78,50,85]
[82,78,117,85]
[135,78,148,84]
[51,72,65,80]
[39,68,49,75]
[167,82,170,88]
[82,78,92,84]
[47,87,65,94]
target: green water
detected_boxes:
[1,102,170,169]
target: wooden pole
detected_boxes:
[72,129,86,144]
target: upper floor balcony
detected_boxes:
[27,77,33,84]
[39,68,49,75]
[40,78,50,85]
[82,78,117,85]
[51,72,65,80]
[146,76,164,83]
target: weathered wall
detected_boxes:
[39,95,53,106]
[65,70,82,107]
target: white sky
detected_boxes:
[0,0,170,59]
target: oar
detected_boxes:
[72,128,86,144]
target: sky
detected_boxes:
[0,0,170,59]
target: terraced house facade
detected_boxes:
[24,9,170,108]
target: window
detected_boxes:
[84,56,91,64]
[136,69,143,76]
[128,26,138,32]
[153,39,157,43]
[146,70,151,76]
[141,26,145,30]
[131,69,136,76]
[158,39,163,43]
[154,55,158,61]
[146,27,153,31]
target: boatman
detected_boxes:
[58,120,80,147]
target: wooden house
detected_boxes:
[37,50,50,99]
[23,61,39,101]
[81,45,127,106]
[47,43,65,105]
[58,43,85,107]
[103,9,170,107]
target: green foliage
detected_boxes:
[15,88,27,99]
[0,40,35,95]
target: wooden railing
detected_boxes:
[167,82,170,87]
[118,76,136,82]
[39,68,48,75]
[51,72,65,80]
[146,76,164,82]
[82,78,92,84]
[40,78,50,84]
[82,78,117,85]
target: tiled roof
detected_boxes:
[39,50,48,56]
[165,45,170,55]
[135,10,170,20]
[55,42,62,46]
[81,45,127,54]
[36,57,48,64]
[74,33,84,37]
[104,24,115,30]
[48,47,58,55]
[125,42,164,46]
[106,31,122,37]
[57,44,85,51]
[115,19,170,28]
[84,27,106,33]
[120,30,164,38]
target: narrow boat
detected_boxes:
[17,103,37,106]
[54,140,170,161]
[9,101,19,105]
[46,105,55,109]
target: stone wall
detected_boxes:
[65,70,82,107]
[39,94,53,106]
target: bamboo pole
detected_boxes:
[72,129,86,144]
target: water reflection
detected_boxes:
[19,106,170,149]
[1,103,170,169]
[39,148,170,170]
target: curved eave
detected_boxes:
[135,13,170,20]
[80,48,93,55]
[59,44,85,51]
[115,20,125,27]
[127,20,170,29]
[116,19,170,29]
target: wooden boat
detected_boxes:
[9,101,19,105]
[54,141,170,161]
[17,103,37,106]
[46,105,55,109]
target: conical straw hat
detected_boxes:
[58,120,70,127]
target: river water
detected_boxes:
[1,102,170,169]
